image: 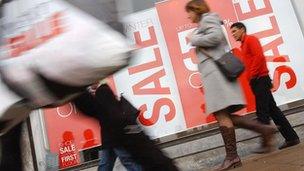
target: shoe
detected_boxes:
[251,144,275,154]
[278,139,300,150]
[214,156,242,171]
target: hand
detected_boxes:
[88,82,100,95]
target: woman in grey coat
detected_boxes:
[185,1,276,170]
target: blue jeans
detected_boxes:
[98,147,142,171]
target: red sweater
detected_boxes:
[241,34,269,81]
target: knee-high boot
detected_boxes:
[215,126,242,171]
[231,116,276,153]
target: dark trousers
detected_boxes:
[0,123,22,171]
[250,76,299,141]
[73,84,178,171]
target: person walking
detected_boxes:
[87,83,142,171]
[230,22,300,151]
[185,1,276,170]
[73,84,178,171]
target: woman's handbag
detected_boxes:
[200,49,245,81]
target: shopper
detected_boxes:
[185,1,276,170]
[74,84,178,171]
[230,22,300,151]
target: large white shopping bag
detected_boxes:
[1,0,132,86]
[0,0,133,135]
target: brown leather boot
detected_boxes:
[231,116,277,154]
[214,126,242,171]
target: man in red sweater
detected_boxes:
[230,22,299,152]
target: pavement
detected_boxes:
[82,142,304,171]
[230,142,304,171]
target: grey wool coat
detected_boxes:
[190,12,245,114]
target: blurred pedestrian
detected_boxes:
[0,0,132,169]
[230,22,300,151]
[74,84,178,171]
[87,83,143,171]
[185,1,276,170]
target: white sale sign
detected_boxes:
[114,9,187,138]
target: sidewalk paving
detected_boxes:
[82,142,304,171]
[230,142,304,171]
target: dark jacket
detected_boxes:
[73,84,139,148]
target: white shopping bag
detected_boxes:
[1,0,132,86]
[0,0,133,135]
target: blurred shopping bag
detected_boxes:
[0,0,133,135]
[1,0,132,86]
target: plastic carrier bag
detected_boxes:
[0,0,132,135]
